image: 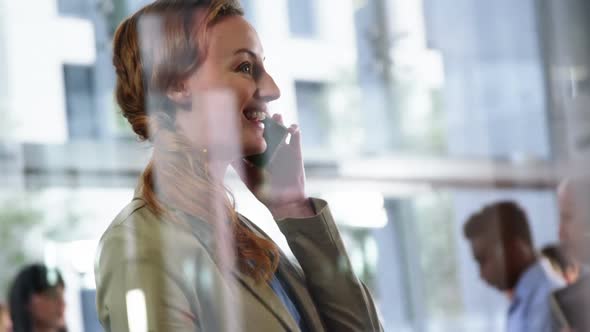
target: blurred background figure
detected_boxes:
[557,178,590,268]
[463,201,564,332]
[0,303,12,332]
[8,264,66,332]
[541,244,580,285]
[550,178,590,331]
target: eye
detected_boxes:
[237,62,253,75]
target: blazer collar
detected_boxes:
[232,267,300,332]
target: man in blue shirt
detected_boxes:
[464,201,564,332]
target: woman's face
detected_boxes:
[0,308,12,332]
[29,286,65,330]
[174,15,281,159]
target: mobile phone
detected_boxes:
[245,117,289,168]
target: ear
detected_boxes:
[166,82,191,106]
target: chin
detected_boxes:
[243,139,267,156]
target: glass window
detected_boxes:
[241,0,256,25]
[1,0,589,331]
[294,81,330,150]
[287,0,317,37]
[58,0,92,18]
[64,65,98,140]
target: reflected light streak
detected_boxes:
[126,289,148,332]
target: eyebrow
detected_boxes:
[233,48,265,62]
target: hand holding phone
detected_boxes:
[234,114,310,217]
[245,116,289,168]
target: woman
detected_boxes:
[8,264,66,332]
[0,303,13,332]
[95,1,383,331]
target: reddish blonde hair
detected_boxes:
[112,0,279,282]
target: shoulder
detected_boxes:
[523,262,563,309]
[553,274,590,302]
[538,260,566,291]
[96,199,216,272]
[98,199,165,256]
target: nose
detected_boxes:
[256,72,281,102]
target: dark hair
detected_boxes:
[463,201,533,246]
[541,244,577,272]
[8,263,65,332]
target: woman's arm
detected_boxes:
[276,198,383,332]
[234,115,383,330]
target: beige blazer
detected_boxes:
[95,188,383,332]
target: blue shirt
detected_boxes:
[269,272,309,332]
[507,260,564,332]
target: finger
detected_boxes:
[287,125,302,150]
[287,124,298,134]
[272,113,285,126]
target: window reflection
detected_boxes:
[0,0,589,331]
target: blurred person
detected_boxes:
[464,201,563,332]
[8,264,66,332]
[94,1,383,332]
[550,178,590,331]
[558,178,590,266]
[541,244,580,285]
[0,303,12,332]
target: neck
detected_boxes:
[513,255,537,286]
[206,159,230,185]
[504,289,514,300]
[33,324,59,332]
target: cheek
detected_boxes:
[485,257,504,278]
[30,300,47,319]
[229,80,256,110]
[482,262,495,279]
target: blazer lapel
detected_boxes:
[232,270,300,332]
[171,210,301,332]
[277,261,326,332]
[237,215,326,332]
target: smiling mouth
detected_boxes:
[243,108,267,122]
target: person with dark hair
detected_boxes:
[94,1,382,331]
[541,244,580,285]
[0,302,12,332]
[8,264,66,332]
[550,178,590,331]
[463,201,563,332]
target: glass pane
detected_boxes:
[1,0,589,331]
